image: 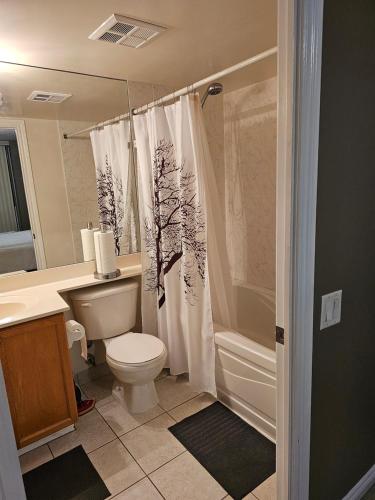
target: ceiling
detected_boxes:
[0,62,128,121]
[0,0,277,88]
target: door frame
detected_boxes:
[0,118,46,270]
[276,0,324,498]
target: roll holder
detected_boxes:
[94,269,121,280]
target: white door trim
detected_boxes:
[289,0,324,497]
[342,465,375,500]
[275,0,294,497]
[276,0,324,498]
[0,118,46,270]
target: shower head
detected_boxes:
[201,82,223,108]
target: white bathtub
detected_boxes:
[214,284,276,442]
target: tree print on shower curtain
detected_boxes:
[96,155,124,255]
[143,140,206,308]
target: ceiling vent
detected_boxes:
[27,91,72,103]
[89,14,166,48]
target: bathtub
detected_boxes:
[214,284,276,442]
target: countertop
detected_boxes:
[0,263,142,329]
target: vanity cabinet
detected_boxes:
[0,313,77,449]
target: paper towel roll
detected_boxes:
[80,227,99,262]
[94,229,117,275]
[65,320,87,360]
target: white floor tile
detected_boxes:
[168,393,216,422]
[98,399,164,436]
[155,374,198,411]
[49,409,116,457]
[19,445,53,474]
[149,451,226,500]
[88,440,144,496]
[120,413,185,473]
[81,374,115,408]
[251,473,276,500]
[112,478,163,499]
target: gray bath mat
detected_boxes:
[23,445,110,500]
[169,401,275,500]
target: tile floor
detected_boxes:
[20,372,276,500]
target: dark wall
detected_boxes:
[309,1,375,499]
[8,140,30,231]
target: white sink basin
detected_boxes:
[0,295,38,325]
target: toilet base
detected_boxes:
[112,379,159,414]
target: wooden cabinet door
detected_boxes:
[0,313,78,449]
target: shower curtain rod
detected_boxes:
[64,46,277,139]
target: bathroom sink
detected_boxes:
[0,295,37,325]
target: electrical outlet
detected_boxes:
[320,290,342,330]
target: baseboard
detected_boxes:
[343,464,375,500]
[18,424,75,456]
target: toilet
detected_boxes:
[70,279,167,414]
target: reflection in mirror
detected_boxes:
[0,127,36,273]
[0,62,139,275]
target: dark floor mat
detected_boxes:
[23,445,110,500]
[169,401,275,500]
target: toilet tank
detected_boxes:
[70,279,139,340]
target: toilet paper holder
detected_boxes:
[93,224,121,280]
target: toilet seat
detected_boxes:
[104,332,165,366]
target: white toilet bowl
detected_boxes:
[69,280,167,415]
[104,332,167,413]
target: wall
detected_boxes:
[24,118,75,268]
[127,81,172,109]
[309,1,375,498]
[224,77,276,292]
[58,121,98,263]
[204,77,277,347]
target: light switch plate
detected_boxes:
[320,290,342,330]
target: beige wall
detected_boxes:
[24,118,75,268]
[58,121,98,263]
[127,81,172,110]
[224,77,277,292]
[204,77,277,345]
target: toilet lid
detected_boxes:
[106,332,165,364]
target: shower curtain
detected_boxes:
[134,93,232,395]
[90,121,138,255]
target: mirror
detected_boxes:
[0,62,139,275]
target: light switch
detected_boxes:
[320,290,342,330]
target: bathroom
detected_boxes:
[0,2,279,499]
